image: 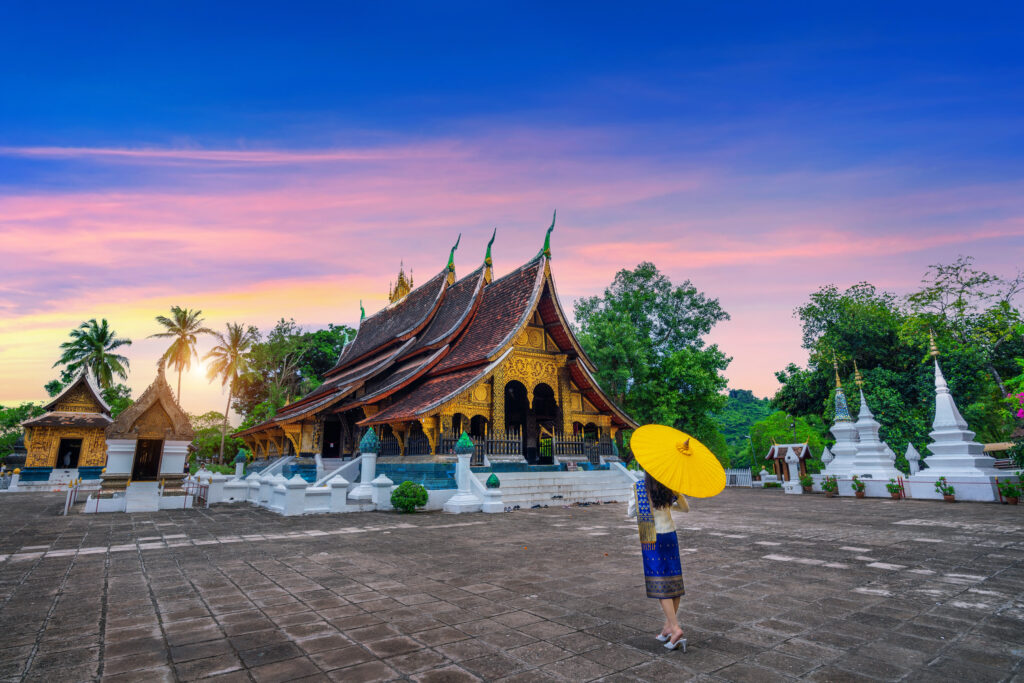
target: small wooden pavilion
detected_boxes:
[764,442,811,481]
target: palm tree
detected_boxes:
[54,319,132,389]
[150,306,213,401]
[205,322,257,463]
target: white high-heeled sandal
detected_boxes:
[664,636,687,652]
[655,633,670,642]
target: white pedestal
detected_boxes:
[444,454,482,513]
[349,452,377,501]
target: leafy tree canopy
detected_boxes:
[0,403,44,461]
[234,320,355,427]
[574,262,732,465]
[53,318,131,389]
[772,257,1021,472]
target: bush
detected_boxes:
[851,476,865,493]
[391,481,428,513]
[934,476,955,496]
[799,474,813,488]
[822,476,838,493]
[886,478,901,494]
[764,482,782,488]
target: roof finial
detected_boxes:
[538,210,555,259]
[832,352,842,388]
[928,329,940,358]
[485,228,496,266]
[853,360,864,389]
[359,300,365,321]
[448,234,461,272]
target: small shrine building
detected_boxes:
[20,371,111,487]
[764,443,810,481]
[236,221,637,468]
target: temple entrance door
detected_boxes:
[504,381,530,461]
[132,439,163,481]
[322,418,342,459]
[532,383,558,465]
[56,438,82,469]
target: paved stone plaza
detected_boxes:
[0,490,1022,682]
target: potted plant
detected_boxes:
[822,476,838,497]
[997,472,1021,505]
[799,473,814,493]
[935,476,955,502]
[851,476,866,498]
[885,478,902,500]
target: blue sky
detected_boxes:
[1,2,1022,411]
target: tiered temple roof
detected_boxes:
[238,224,636,441]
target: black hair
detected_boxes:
[645,472,675,509]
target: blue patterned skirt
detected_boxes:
[642,532,685,599]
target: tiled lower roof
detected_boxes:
[22,412,112,428]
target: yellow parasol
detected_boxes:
[631,425,726,498]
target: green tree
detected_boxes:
[150,306,214,401]
[205,323,258,463]
[574,262,732,464]
[714,389,773,456]
[233,320,355,424]
[749,411,826,473]
[53,318,131,389]
[189,411,244,464]
[0,403,44,461]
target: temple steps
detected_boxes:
[475,470,633,507]
[124,482,160,513]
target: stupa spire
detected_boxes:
[832,354,853,422]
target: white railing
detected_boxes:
[314,455,362,487]
[725,468,753,487]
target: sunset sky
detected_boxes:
[2,3,1023,419]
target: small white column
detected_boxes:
[329,475,350,512]
[206,473,228,504]
[371,474,394,510]
[234,461,245,479]
[349,451,377,501]
[444,453,482,513]
[906,443,921,475]
[8,470,20,491]
[782,452,803,494]
[282,474,308,516]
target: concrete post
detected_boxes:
[282,474,308,516]
[234,461,245,478]
[371,473,394,510]
[349,451,377,501]
[207,473,228,504]
[329,475,350,512]
[481,487,503,513]
[444,454,481,513]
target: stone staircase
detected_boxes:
[476,469,633,507]
[125,482,160,512]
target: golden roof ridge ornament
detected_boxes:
[537,210,555,259]
[484,228,496,285]
[447,234,461,285]
[389,260,413,303]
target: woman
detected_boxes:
[628,471,687,651]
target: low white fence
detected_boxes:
[725,468,753,487]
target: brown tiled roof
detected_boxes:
[22,412,112,428]
[404,266,484,355]
[327,269,448,376]
[360,347,448,403]
[431,259,543,375]
[765,444,809,460]
[359,365,494,425]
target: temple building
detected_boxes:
[237,220,637,472]
[20,370,111,488]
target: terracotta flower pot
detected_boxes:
[943,494,955,503]
[890,492,900,500]
[1005,496,1018,505]
[855,491,865,499]
[802,486,813,493]
[825,490,836,498]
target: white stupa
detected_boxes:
[848,365,903,483]
[906,338,1001,502]
[823,358,859,477]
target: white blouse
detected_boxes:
[627,488,679,533]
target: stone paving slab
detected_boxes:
[0,489,1021,681]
